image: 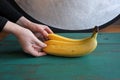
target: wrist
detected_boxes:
[3,21,27,37]
[16,16,32,29]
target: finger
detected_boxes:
[35,33,41,38]
[41,29,48,40]
[44,27,54,34]
[35,33,46,41]
[37,52,47,57]
[32,44,47,56]
[26,46,47,57]
[32,44,41,51]
[36,25,53,40]
[41,30,49,40]
[35,38,47,48]
[38,35,46,42]
[31,50,47,57]
[37,27,49,39]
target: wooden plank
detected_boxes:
[100,25,120,32]
[0,33,120,80]
[0,32,9,41]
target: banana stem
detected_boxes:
[91,26,99,39]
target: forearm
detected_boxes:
[16,16,32,29]
[0,0,22,22]
[16,16,38,32]
[3,21,28,38]
[0,16,8,32]
[16,16,53,39]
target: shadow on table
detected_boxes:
[0,49,84,60]
[0,49,33,59]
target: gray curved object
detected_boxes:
[15,0,120,30]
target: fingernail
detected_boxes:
[43,44,47,47]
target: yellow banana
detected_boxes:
[43,26,98,57]
[48,33,81,42]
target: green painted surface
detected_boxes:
[0,33,120,80]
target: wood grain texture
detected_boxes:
[0,33,120,80]
[0,32,9,41]
[100,25,120,32]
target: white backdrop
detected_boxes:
[15,0,120,30]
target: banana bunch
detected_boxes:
[43,26,98,57]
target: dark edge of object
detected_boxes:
[94,26,99,33]
[8,0,120,33]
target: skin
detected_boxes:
[3,16,53,57]
[17,17,53,40]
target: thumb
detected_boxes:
[26,46,46,57]
[35,38,47,48]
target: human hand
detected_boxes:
[17,28,47,56]
[17,16,53,40]
[4,21,47,57]
[29,23,53,40]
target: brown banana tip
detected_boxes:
[91,26,99,38]
[94,26,99,33]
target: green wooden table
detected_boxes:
[0,33,120,80]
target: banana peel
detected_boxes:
[43,26,99,57]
